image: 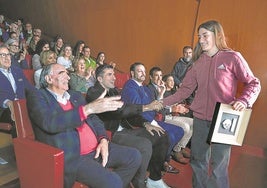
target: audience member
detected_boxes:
[163,20,261,188]
[96,51,116,68]
[23,22,33,45]
[34,50,57,88]
[82,45,97,69]
[162,74,193,160]
[69,56,95,93]
[31,39,50,70]
[51,35,64,56]
[0,15,8,42]
[171,46,193,87]
[0,45,35,136]
[86,64,172,188]
[33,28,42,38]
[2,22,19,42]
[73,40,85,58]
[57,44,74,72]
[147,67,191,164]
[171,45,195,105]
[5,38,29,69]
[27,34,41,55]
[27,63,141,188]
[17,18,24,40]
[121,62,185,172]
[96,51,106,66]
[9,31,18,41]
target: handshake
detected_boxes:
[143,100,164,112]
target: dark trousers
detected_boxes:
[112,128,169,186]
[76,142,141,188]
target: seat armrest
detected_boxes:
[13,138,64,188]
[0,122,12,131]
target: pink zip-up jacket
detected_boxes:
[163,50,261,121]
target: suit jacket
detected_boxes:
[121,79,156,123]
[27,89,108,187]
[147,83,171,118]
[86,82,145,133]
[0,65,34,108]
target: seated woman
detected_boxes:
[51,35,64,56]
[69,56,96,93]
[56,44,74,72]
[162,74,193,161]
[31,39,50,70]
[96,51,116,68]
[34,50,57,88]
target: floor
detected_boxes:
[0,144,266,188]
[163,144,267,188]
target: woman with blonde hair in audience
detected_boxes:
[34,50,57,88]
[57,44,74,72]
[69,56,96,93]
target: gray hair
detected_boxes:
[39,63,56,88]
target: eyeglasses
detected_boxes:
[10,44,19,48]
[0,53,11,58]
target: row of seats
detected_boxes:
[8,72,130,188]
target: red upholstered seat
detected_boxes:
[12,99,89,188]
[23,69,35,85]
[114,72,130,93]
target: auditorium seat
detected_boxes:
[23,69,35,85]
[12,99,89,188]
[114,72,130,92]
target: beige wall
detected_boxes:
[1,0,266,147]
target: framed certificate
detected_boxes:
[207,102,252,146]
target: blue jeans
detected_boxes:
[191,118,231,188]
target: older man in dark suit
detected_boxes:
[0,45,34,136]
[26,63,141,188]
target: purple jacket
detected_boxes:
[163,50,261,121]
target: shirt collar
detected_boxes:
[0,67,11,73]
[131,78,143,86]
[46,88,70,104]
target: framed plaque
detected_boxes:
[207,102,252,146]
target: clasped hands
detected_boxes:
[171,103,189,115]
[144,100,163,112]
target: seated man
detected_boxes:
[86,64,173,188]
[0,45,34,137]
[121,62,185,167]
[26,63,142,188]
[147,67,192,164]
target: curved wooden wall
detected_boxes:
[0,0,266,147]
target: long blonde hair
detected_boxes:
[193,20,230,61]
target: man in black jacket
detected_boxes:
[86,64,177,188]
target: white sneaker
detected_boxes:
[146,178,171,188]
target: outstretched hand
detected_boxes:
[84,91,123,115]
[172,104,189,114]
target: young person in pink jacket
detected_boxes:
[163,20,261,188]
